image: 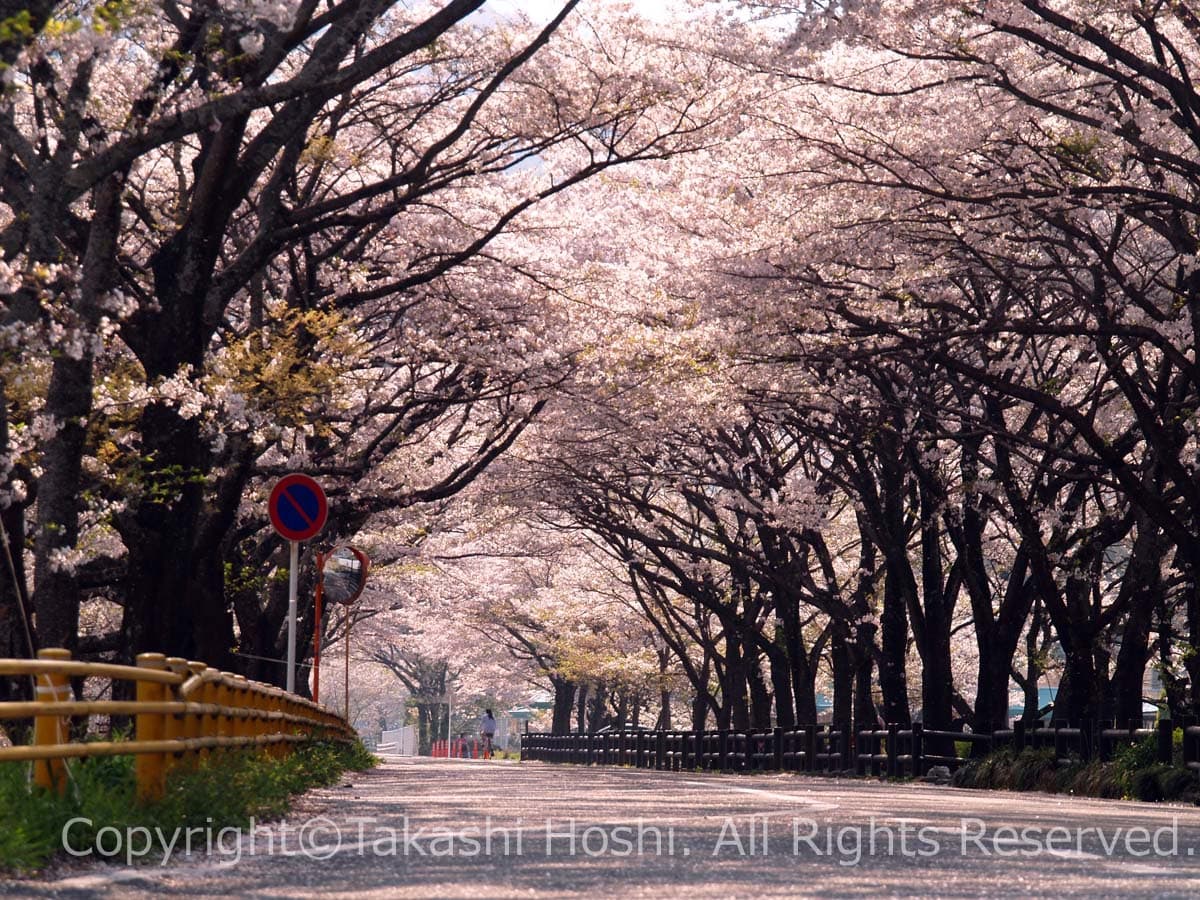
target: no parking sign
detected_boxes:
[269,473,328,541]
[269,473,327,693]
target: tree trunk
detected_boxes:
[117,407,228,664]
[1185,581,1200,719]
[879,570,911,726]
[971,552,1034,732]
[720,625,750,730]
[852,624,878,735]
[655,690,671,730]
[793,643,818,726]
[765,639,796,729]
[575,682,589,732]
[551,676,576,735]
[747,647,773,729]
[830,629,853,731]
[32,175,123,654]
[1111,592,1156,725]
[417,703,433,755]
[0,393,33,738]
[691,652,712,731]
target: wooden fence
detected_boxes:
[0,648,356,801]
[522,719,1200,778]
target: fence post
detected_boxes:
[217,673,235,746]
[773,726,784,771]
[1013,718,1025,752]
[163,657,189,777]
[911,722,924,778]
[1157,719,1173,765]
[656,730,667,770]
[135,653,168,802]
[187,662,210,761]
[886,723,898,777]
[235,676,254,748]
[719,729,730,772]
[32,648,72,794]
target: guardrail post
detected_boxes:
[773,726,784,771]
[719,729,730,772]
[32,648,72,794]
[656,730,667,770]
[135,653,168,802]
[911,722,924,777]
[886,723,899,777]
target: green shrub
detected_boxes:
[0,739,376,873]
[1128,765,1169,802]
[1070,761,1124,799]
[953,748,1013,789]
[1010,748,1057,792]
[1156,766,1199,801]
[949,737,1198,803]
[0,763,74,871]
[1113,733,1158,775]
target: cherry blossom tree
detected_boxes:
[0,0,732,683]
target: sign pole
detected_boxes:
[286,539,299,693]
[312,551,326,703]
[344,612,352,721]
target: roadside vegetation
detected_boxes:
[952,732,1200,803]
[0,741,376,874]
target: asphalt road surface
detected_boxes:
[6,757,1200,898]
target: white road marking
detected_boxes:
[677,779,841,812]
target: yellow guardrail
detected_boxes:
[0,648,356,801]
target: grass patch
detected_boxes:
[0,740,376,874]
[952,731,1200,803]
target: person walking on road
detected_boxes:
[481,709,498,759]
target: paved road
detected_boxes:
[6,757,1200,898]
